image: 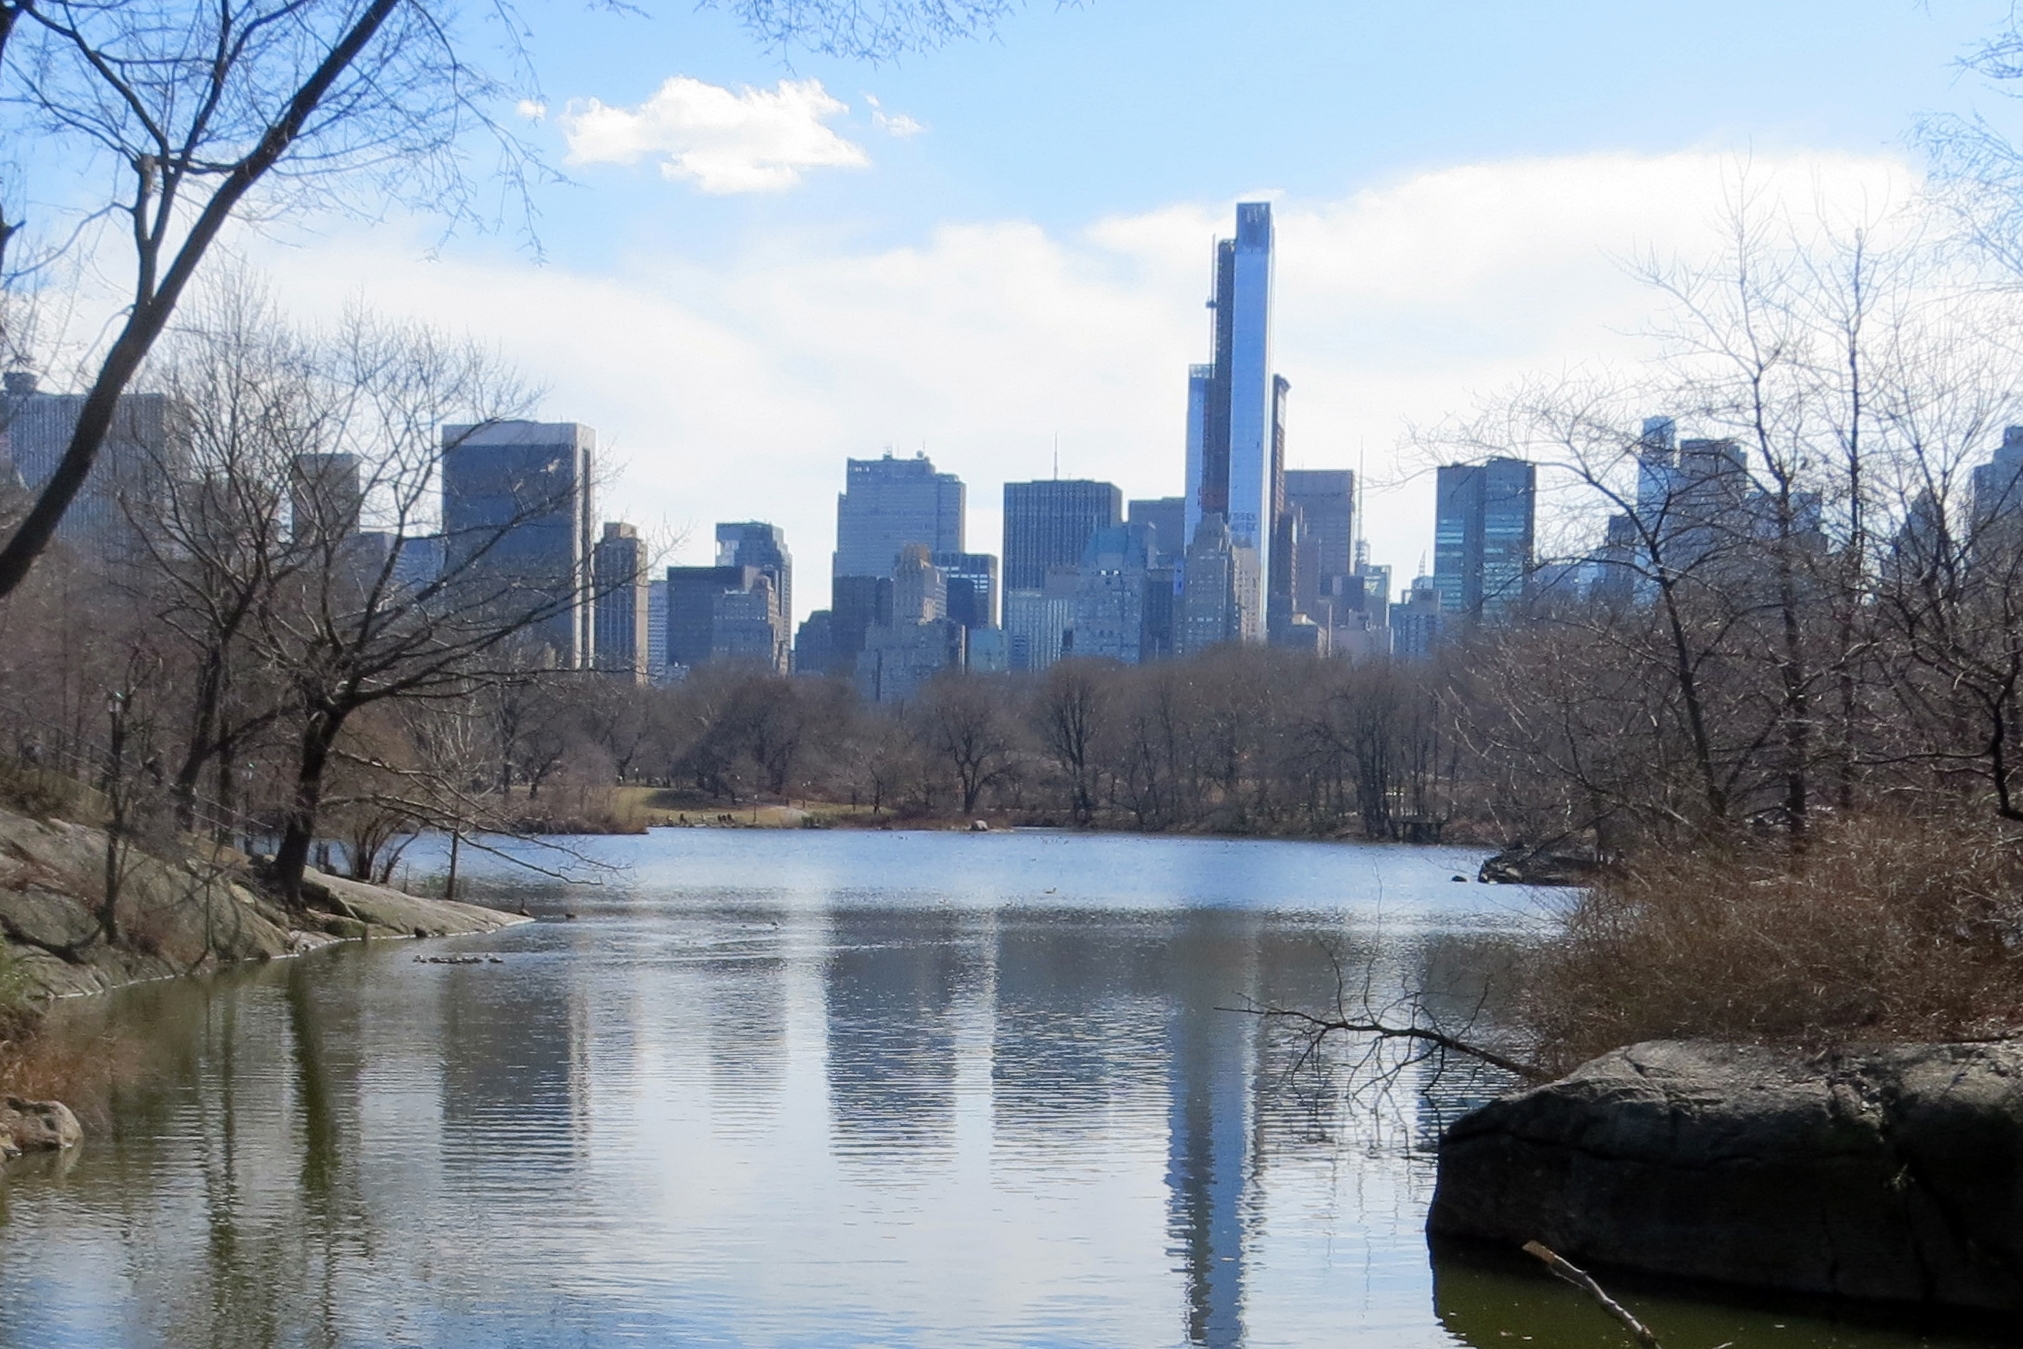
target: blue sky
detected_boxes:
[241,0,2023,618]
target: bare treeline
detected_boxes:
[0,280,598,904]
[1439,196,2023,857]
[567,649,1459,835]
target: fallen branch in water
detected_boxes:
[1226,1003,1548,1082]
[1524,1241,1664,1349]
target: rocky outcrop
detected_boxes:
[0,810,301,999]
[0,802,527,1001]
[1477,841,1599,886]
[1429,1039,2023,1312]
[0,1096,81,1157]
[290,867,523,939]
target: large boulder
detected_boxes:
[1477,840,1598,885]
[1429,1040,2023,1312]
[0,1096,81,1157]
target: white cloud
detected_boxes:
[515,99,547,123]
[246,149,1919,618]
[864,94,926,139]
[561,77,869,194]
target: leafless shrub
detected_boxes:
[1522,816,2023,1072]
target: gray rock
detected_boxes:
[1428,1039,2023,1312]
[0,1096,82,1157]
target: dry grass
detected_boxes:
[1522,817,2023,1073]
[0,1030,144,1133]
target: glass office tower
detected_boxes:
[1002,479,1122,592]
[1223,202,1275,636]
[1180,203,1276,641]
[1433,457,1536,621]
[440,420,597,668]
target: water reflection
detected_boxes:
[1430,1241,2015,1349]
[825,908,975,1161]
[0,831,2002,1348]
[1164,912,1259,1349]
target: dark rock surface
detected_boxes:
[1429,1039,2023,1312]
[1477,841,1598,886]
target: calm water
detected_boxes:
[0,830,2007,1348]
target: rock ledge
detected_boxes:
[1429,1039,2023,1312]
[0,1096,81,1157]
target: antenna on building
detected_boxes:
[1354,437,1367,567]
[1052,434,1059,481]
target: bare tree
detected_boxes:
[1033,659,1108,825]
[0,0,1038,601]
[0,0,535,598]
[914,673,1019,816]
[242,307,602,903]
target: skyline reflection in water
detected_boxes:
[0,831,1989,1349]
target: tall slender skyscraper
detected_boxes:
[1181,203,1277,641]
[1182,366,1213,554]
[592,522,649,682]
[1225,206,1275,601]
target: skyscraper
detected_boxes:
[664,564,788,674]
[647,578,668,677]
[440,420,596,667]
[716,521,792,626]
[592,522,649,682]
[290,452,364,544]
[1389,576,1445,660]
[1432,457,1536,622]
[711,575,788,671]
[1071,525,1150,664]
[1972,426,2023,531]
[933,551,999,630]
[890,544,947,623]
[1226,207,1275,605]
[832,452,964,580]
[1129,496,1188,568]
[1004,570,1077,672]
[1182,365,1214,552]
[827,574,895,675]
[858,545,964,702]
[1002,479,1122,591]
[1283,469,1354,624]
[1,370,181,564]
[1178,514,1253,655]
[1181,203,1277,640]
[1266,375,1294,637]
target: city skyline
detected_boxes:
[179,0,1993,632]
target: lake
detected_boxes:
[0,829,2006,1347]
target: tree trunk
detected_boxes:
[272,712,343,907]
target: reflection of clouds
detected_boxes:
[991,917,1166,1153]
[823,910,975,1165]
